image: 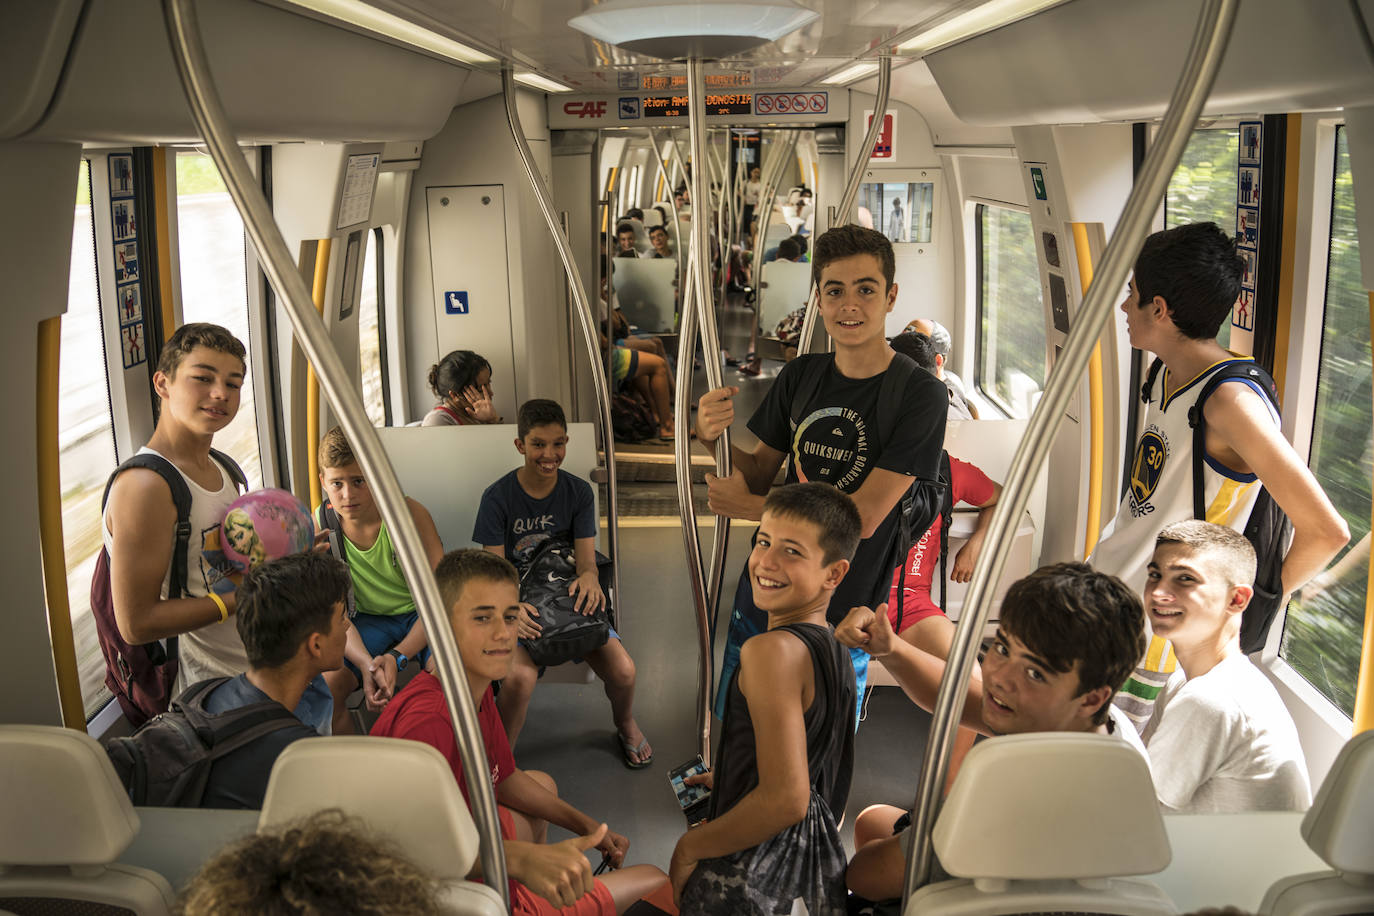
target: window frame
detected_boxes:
[973,199,1041,419]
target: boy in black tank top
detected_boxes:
[671,485,859,916]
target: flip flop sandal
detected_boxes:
[617,732,653,769]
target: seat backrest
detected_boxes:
[612,258,678,333]
[259,737,480,882]
[758,259,813,334]
[373,422,600,557]
[0,725,175,915]
[1301,728,1374,876]
[934,732,1170,880]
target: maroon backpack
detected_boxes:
[91,450,246,726]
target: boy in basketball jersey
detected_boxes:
[696,224,948,708]
[1091,222,1348,726]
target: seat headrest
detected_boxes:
[1302,729,1374,875]
[0,725,140,865]
[259,737,479,881]
[933,732,1170,880]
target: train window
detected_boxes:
[176,152,263,487]
[1279,126,1368,717]
[358,227,389,425]
[1165,127,1239,348]
[975,203,1045,417]
[60,160,118,717]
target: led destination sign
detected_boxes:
[643,94,753,117]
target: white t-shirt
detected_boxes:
[1142,654,1311,814]
[102,447,248,693]
[743,180,761,206]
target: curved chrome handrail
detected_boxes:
[160,0,509,901]
[503,68,623,615]
[900,0,1240,901]
[797,52,891,356]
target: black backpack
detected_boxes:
[892,451,955,634]
[788,352,950,611]
[518,533,613,668]
[91,450,247,727]
[104,676,302,807]
[1143,358,1293,653]
[315,501,358,617]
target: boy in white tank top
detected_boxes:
[102,324,252,694]
[1091,222,1348,729]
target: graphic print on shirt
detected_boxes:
[511,513,557,567]
[198,524,240,596]
[1127,424,1170,518]
[791,406,870,491]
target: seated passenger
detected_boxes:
[903,318,979,419]
[371,549,667,914]
[317,426,445,734]
[198,552,351,809]
[1141,520,1311,813]
[614,223,642,259]
[603,333,675,441]
[474,400,652,765]
[179,809,440,914]
[672,484,859,915]
[891,330,973,421]
[647,225,673,259]
[422,349,503,426]
[836,562,1146,903]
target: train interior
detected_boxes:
[5,0,1374,912]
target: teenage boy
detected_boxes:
[317,426,445,734]
[696,224,948,708]
[197,552,351,809]
[1142,520,1311,813]
[104,323,252,693]
[370,549,668,915]
[1092,222,1348,727]
[671,485,859,914]
[474,399,651,767]
[614,224,642,259]
[647,225,673,259]
[835,562,1147,903]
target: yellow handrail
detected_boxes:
[153,147,178,340]
[1271,114,1303,402]
[1072,222,1106,558]
[1352,294,1374,735]
[306,238,331,509]
[37,317,86,729]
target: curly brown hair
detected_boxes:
[177,809,441,915]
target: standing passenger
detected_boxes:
[422,349,502,426]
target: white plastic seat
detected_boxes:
[1259,729,1374,916]
[906,732,1176,915]
[260,737,504,915]
[0,725,175,915]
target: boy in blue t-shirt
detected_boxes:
[473,399,651,768]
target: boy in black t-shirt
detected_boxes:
[696,224,947,715]
[473,399,651,768]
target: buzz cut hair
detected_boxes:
[762,483,862,565]
[434,548,519,617]
[1155,519,1257,588]
[517,398,567,439]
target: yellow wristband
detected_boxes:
[208,591,228,623]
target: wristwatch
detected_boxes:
[388,648,409,671]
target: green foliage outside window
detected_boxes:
[977,205,1046,417]
[1281,128,1370,718]
[1166,128,1239,349]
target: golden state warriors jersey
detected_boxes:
[1093,356,1279,596]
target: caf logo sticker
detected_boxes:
[1129,428,1168,514]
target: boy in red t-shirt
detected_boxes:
[371,549,667,915]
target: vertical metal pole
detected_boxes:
[797,52,891,356]
[602,196,616,422]
[161,1,509,902]
[560,210,580,421]
[687,57,735,668]
[900,0,1239,901]
[751,131,800,321]
[647,130,688,328]
[503,69,622,616]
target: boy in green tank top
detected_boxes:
[318,427,445,734]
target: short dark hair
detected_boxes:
[649,225,668,239]
[627,208,644,221]
[517,398,566,439]
[235,553,351,669]
[157,322,246,379]
[890,331,937,372]
[812,224,895,291]
[435,549,519,616]
[1156,519,1257,588]
[616,222,635,237]
[178,809,439,915]
[777,237,803,262]
[318,426,356,470]
[762,483,862,565]
[1134,222,1244,339]
[790,234,808,257]
[427,350,490,400]
[998,563,1145,726]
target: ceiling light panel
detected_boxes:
[821,61,880,85]
[898,0,1065,55]
[281,0,496,65]
[514,72,575,92]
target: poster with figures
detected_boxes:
[118,283,142,325]
[115,241,139,283]
[1233,121,1261,332]
[109,154,134,199]
[108,151,147,367]
[121,322,146,369]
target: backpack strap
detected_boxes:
[1187,361,1281,519]
[1141,357,1165,405]
[938,451,953,612]
[786,353,833,430]
[875,353,919,451]
[209,448,248,493]
[176,677,307,760]
[316,501,356,617]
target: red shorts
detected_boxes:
[502,807,616,916]
[887,588,947,633]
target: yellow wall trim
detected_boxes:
[1272,114,1302,402]
[306,239,331,510]
[1353,292,1374,734]
[1071,222,1105,558]
[152,148,177,341]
